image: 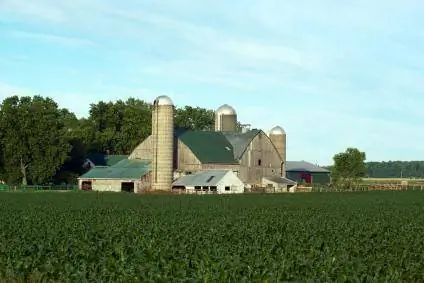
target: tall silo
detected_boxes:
[214,104,237,132]
[269,126,286,176]
[151,95,174,191]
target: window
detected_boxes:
[195,186,201,190]
[258,159,262,166]
[81,181,92,191]
[121,182,134,193]
[210,186,217,191]
[202,186,209,191]
[225,186,230,191]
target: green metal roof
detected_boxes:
[86,154,128,166]
[79,159,151,180]
[222,130,261,160]
[176,130,237,164]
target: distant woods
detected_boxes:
[0,95,423,185]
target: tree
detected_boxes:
[0,95,71,185]
[84,98,152,155]
[53,110,88,184]
[331,147,366,190]
[174,106,214,131]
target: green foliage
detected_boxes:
[0,96,71,185]
[332,147,366,190]
[365,161,424,178]
[174,106,214,131]
[1,191,424,281]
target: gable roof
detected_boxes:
[86,154,128,167]
[172,170,235,186]
[286,161,330,173]
[79,159,151,179]
[222,129,261,160]
[176,130,237,164]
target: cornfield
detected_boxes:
[1,191,424,281]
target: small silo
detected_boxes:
[269,126,286,176]
[151,95,174,191]
[214,104,237,132]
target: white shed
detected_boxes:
[172,170,244,194]
[262,176,297,193]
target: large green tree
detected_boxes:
[331,147,366,190]
[0,96,71,185]
[174,106,214,131]
[84,98,152,155]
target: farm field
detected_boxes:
[1,191,424,281]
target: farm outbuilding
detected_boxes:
[78,159,151,192]
[172,170,245,194]
[262,176,297,192]
[285,161,331,185]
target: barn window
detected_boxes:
[210,186,217,191]
[121,182,134,193]
[258,159,262,166]
[225,186,230,191]
[195,186,201,190]
[81,181,92,191]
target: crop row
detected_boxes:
[1,191,424,282]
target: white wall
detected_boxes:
[217,171,244,194]
[79,179,141,193]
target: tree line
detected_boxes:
[0,95,423,186]
[326,160,424,179]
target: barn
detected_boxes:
[285,161,331,185]
[78,95,297,193]
[78,159,151,192]
[172,170,244,194]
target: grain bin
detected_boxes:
[214,104,237,132]
[269,126,286,176]
[151,95,174,191]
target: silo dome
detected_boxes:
[154,95,173,106]
[270,126,285,135]
[216,104,236,115]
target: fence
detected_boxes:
[310,183,424,192]
[0,184,78,192]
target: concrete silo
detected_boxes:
[151,95,174,191]
[269,126,286,177]
[214,104,237,132]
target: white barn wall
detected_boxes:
[216,171,244,194]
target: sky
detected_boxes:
[1,0,424,165]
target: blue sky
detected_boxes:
[1,0,424,165]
